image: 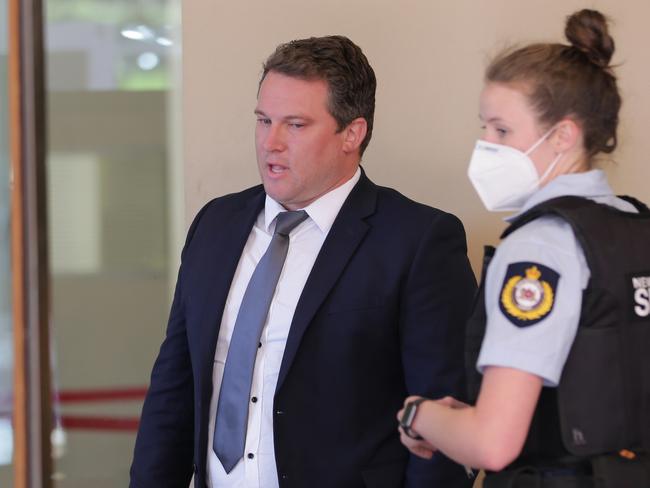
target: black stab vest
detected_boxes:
[466,195,650,463]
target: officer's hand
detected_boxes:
[398,426,437,459]
[435,395,469,410]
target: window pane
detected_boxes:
[44,0,183,485]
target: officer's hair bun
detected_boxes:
[565,9,615,69]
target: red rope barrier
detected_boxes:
[57,386,148,403]
[54,387,148,431]
[60,415,140,432]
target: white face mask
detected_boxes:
[467,127,561,212]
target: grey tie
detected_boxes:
[214,210,308,473]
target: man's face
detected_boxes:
[255,71,358,210]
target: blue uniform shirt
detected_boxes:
[477,170,637,386]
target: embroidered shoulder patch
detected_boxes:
[499,262,560,327]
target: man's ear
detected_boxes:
[342,117,368,154]
[551,118,582,153]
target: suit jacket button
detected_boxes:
[281,473,288,480]
[275,410,284,415]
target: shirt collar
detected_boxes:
[263,167,361,234]
[505,169,615,222]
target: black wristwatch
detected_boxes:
[399,397,427,440]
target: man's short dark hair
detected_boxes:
[260,35,376,156]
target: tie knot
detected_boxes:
[274,210,308,236]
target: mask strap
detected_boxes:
[538,152,563,187]
[524,125,557,156]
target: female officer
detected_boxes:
[397,9,650,487]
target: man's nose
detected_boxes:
[263,124,286,152]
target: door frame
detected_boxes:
[8,0,51,486]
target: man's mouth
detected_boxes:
[267,163,287,174]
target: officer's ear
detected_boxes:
[551,118,582,154]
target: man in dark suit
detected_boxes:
[130,35,476,488]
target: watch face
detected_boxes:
[399,399,424,440]
[400,403,417,429]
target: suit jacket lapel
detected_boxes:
[276,171,378,391]
[198,190,265,417]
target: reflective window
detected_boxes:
[0,0,15,484]
[45,0,183,485]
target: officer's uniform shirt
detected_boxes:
[477,170,637,386]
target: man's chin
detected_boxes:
[262,184,290,205]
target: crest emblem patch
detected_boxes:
[499,262,560,327]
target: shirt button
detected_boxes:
[251,396,258,403]
[247,453,255,459]
[258,342,262,348]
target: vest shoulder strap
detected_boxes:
[618,194,650,213]
[501,195,650,282]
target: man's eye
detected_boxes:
[496,128,507,136]
[257,118,271,125]
[289,123,304,129]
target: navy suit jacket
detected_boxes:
[130,171,477,488]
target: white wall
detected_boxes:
[182,0,650,273]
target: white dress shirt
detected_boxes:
[207,168,361,487]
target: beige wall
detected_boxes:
[183,0,650,274]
